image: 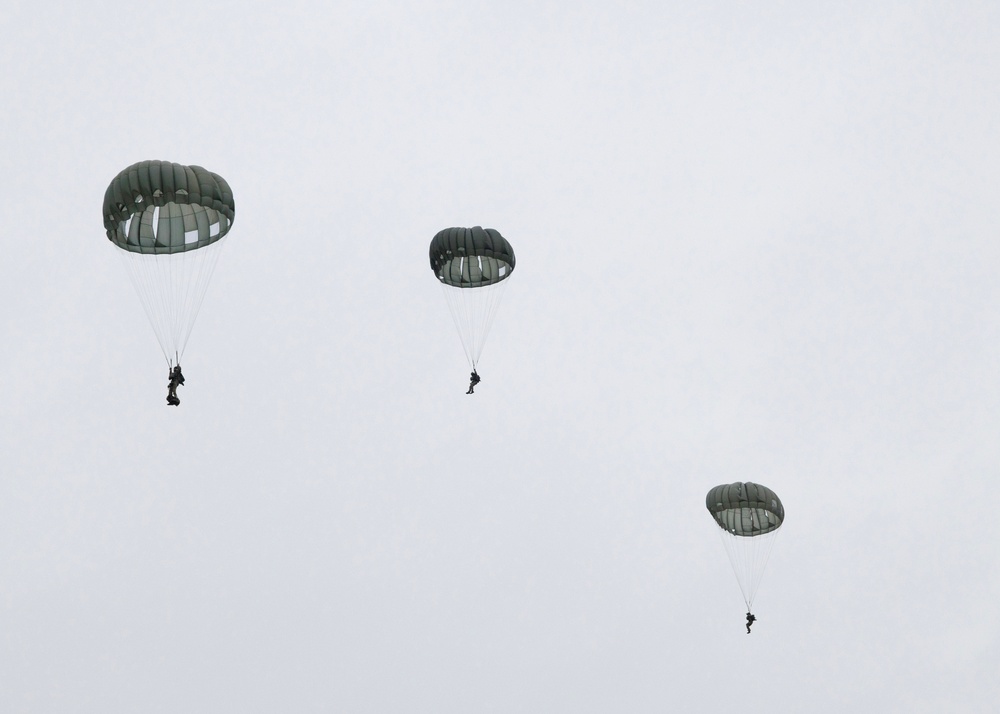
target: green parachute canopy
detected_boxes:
[429,226,515,288]
[706,482,784,536]
[103,160,235,367]
[103,160,235,254]
[706,482,784,610]
[430,226,515,369]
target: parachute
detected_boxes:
[429,226,515,369]
[706,482,784,610]
[103,160,235,368]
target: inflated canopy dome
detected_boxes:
[103,160,235,255]
[706,482,784,537]
[429,226,515,288]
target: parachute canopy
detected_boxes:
[430,226,515,369]
[706,482,784,537]
[103,160,234,254]
[706,482,784,610]
[103,160,235,368]
[430,226,515,288]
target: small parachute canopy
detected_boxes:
[706,482,784,610]
[706,482,784,537]
[430,226,515,288]
[103,160,235,255]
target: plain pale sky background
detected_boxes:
[1,1,999,712]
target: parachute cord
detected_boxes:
[119,247,169,364]
[116,232,226,368]
[177,233,227,360]
[751,527,780,610]
[717,521,779,613]
[478,276,509,362]
[442,284,475,367]
[440,276,511,370]
[717,528,751,610]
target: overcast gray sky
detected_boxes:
[2,1,999,711]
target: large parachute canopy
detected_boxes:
[706,482,784,610]
[103,160,235,367]
[429,226,515,369]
